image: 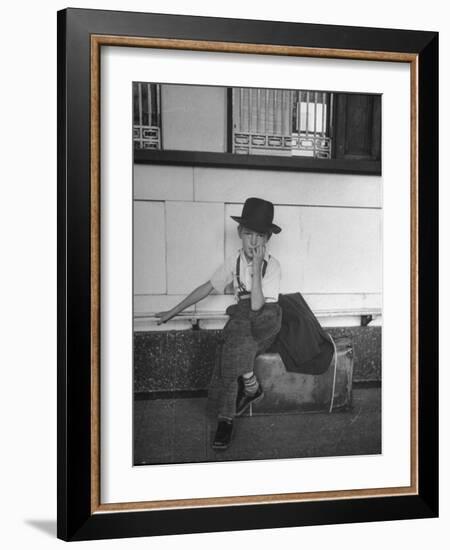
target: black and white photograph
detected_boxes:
[132,82,382,465]
[51,3,439,542]
[0,0,444,545]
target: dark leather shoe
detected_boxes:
[236,383,264,416]
[212,419,234,450]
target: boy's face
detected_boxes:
[238,226,269,260]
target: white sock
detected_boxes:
[242,372,259,395]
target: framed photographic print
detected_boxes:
[57,8,438,541]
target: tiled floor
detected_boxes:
[134,387,381,465]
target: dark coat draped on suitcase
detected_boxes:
[268,292,334,375]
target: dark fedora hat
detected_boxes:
[231,197,282,234]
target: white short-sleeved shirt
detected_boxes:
[210,249,281,303]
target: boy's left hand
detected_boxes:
[252,244,266,267]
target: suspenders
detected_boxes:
[235,254,268,298]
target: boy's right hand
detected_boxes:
[155,310,176,325]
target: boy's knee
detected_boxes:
[224,318,252,337]
[222,326,258,355]
[223,334,257,353]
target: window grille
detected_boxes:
[231,88,334,159]
[133,83,161,150]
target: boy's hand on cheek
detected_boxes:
[252,244,265,267]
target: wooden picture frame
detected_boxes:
[57,8,438,541]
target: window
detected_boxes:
[133,82,162,150]
[231,88,333,159]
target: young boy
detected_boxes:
[156,197,282,450]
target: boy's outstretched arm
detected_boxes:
[155,280,214,325]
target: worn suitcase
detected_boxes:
[248,335,354,415]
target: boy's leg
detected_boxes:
[212,315,259,450]
[212,302,282,448]
[216,316,258,420]
[236,304,282,416]
[250,303,282,343]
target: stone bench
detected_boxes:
[134,329,379,396]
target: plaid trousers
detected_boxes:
[207,299,282,420]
